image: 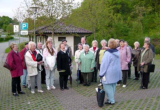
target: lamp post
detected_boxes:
[30,5,39,44]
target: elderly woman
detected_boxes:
[75,43,84,84]
[132,41,141,80]
[99,38,122,105]
[7,43,25,96]
[43,41,57,90]
[89,40,99,82]
[25,41,44,94]
[79,44,95,86]
[138,41,153,89]
[96,39,108,71]
[117,40,131,88]
[57,43,71,91]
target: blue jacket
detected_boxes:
[99,49,122,84]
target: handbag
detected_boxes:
[3,52,14,70]
[148,64,155,73]
[3,61,12,70]
[96,85,105,107]
[36,53,43,62]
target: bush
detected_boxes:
[0,35,14,42]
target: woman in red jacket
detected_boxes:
[7,43,25,96]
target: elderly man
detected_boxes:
[20,42,28,88]
[81,37,87,49]
[144,37,155,58]
[25,41,44,94]
[36,42,46,84]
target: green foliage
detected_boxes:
[0,35,14,42]
[6,24,13,35]
[65,0,160,53]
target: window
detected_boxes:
[58,37,66,41]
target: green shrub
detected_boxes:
[0,35,14,42]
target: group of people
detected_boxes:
[6,36,155,106]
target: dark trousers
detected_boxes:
[128,63,131,78]
[12,77,21,93]
[79,70,84,83]
[82,72,92,84]
[141,72,149,88]
[41,66,46,83]
[134,67,139,78]
[92,67,97,82]
[122,70,128,85]
[59,75,68,89]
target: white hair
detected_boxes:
[134,41,140,46]
[145,37,150,42]
[28,41,36,50]
[84,44,89,48]
[92,40,98,46]
[100,39,107,45]
[47,37,53,41]
[37,42,42,45]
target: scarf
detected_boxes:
[93,47,96,51]
[29,51,36,61]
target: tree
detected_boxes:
[6,24,13,35]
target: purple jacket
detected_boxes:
[117,46,131,70]
[7,50,23,78]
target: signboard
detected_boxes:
[20,31,28,35]
[20,23,28,35]
[21,23,28,30]
[13,25,19,33]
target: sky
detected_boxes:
[0,0,83,19]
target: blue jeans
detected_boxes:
[103,83,116,104]
[45,69,55,87]
[22,69,28,86]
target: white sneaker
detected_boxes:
[31,90,35,94]
[51,86,56,90]
[47,86,51,90]
[38,90,44,93]
[122,85,126,88]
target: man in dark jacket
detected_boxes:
[20,42,28,88]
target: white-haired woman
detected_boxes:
[89,40,99,82]
[79,44,95,86]
[25,41,44,94]
[132,41,141,80]
[95,39,108,71]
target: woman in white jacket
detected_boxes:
[75,43,84,84]
[43,41,57,90]
[25,41,44,94]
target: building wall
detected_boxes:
[49,35,74,56]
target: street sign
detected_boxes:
[13,25,19,33]
[21,23,28,30]
[20,31,28,35]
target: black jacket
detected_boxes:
[57,50,71,75]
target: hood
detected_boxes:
[107,49,119,57]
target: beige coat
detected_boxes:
[138,48,153,73]
[25,50,38,76]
